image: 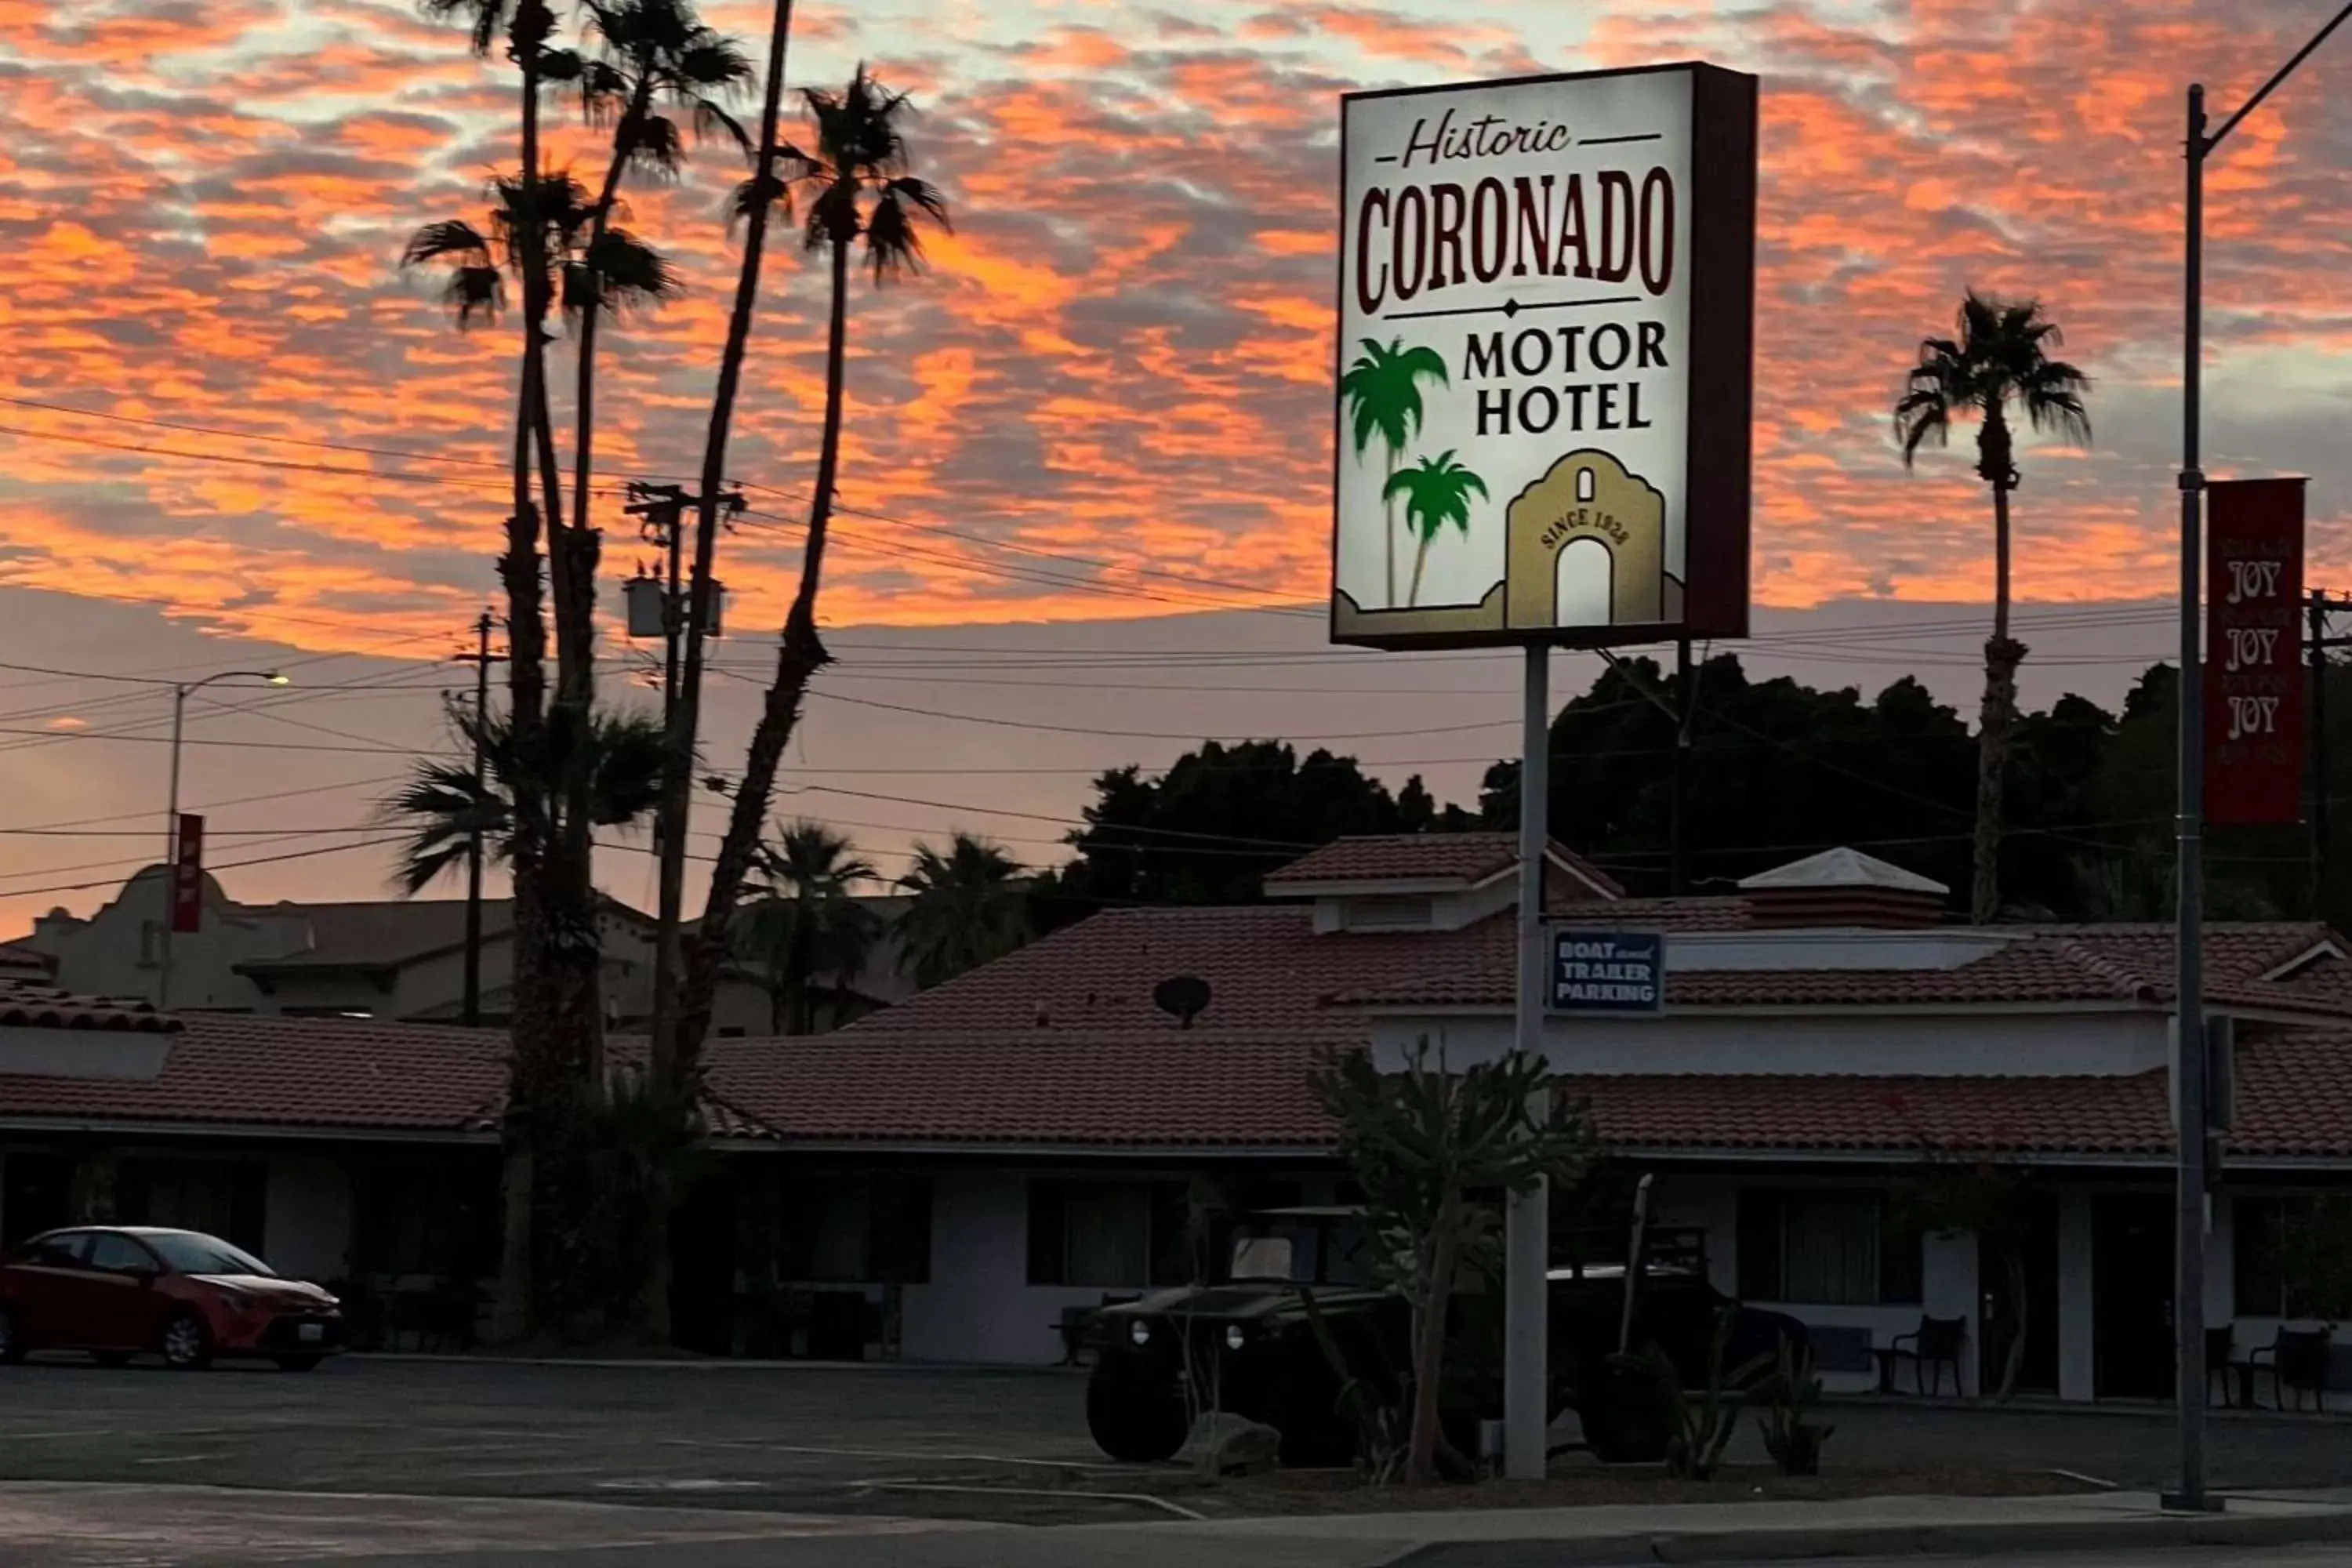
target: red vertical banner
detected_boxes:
[170,813,205,935]
[2205,477,2307,825]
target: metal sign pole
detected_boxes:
[2169,79,2211,1516]
[1505,642,1550,1481]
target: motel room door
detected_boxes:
[2092,1192,2176,1400]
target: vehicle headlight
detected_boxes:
[1127,1319,1152,1348]
[1225,1324,1247,1352]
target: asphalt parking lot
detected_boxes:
[0,1356,1109,1519]
[3,1356,2352,1507]
[1,1356,2350,1564]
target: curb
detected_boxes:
[1386,1507,2352,1566]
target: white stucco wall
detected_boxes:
[262,1156,352,1284]
[899,1167,1111,1364]
[1659,1174,1981,1396]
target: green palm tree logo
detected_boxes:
[1340,336,1449,607]
[1385,451,1488,608]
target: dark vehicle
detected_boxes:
[1087,1213,1802,1466]
[0,1226,344,1371]
[1087,1207,1384,1465]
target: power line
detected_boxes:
[800,684,1519,742]
[0,833,408,902]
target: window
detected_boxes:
[145,1232,273,1277]
[2233,1194,2352,1318]
[771,1173,931,1285]
[1737,1189,1922,1305]
[1346,897,1434,931]
[85,1233,158,1276]
[22,1232,88,1269]
[116,1160,267,1256]
[1027,1180,1190,1288]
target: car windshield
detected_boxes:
[143,1233,275,1278]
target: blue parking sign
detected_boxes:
[1548,929,1664,1014]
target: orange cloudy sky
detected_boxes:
[0,0,2344,924]
[5,0,2350,655]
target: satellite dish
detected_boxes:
[1152,975,1212,1029]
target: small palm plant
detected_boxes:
[1340,338,1449,608]
[734,819,881,1034]
[1385,451,1487,608]
[381,702,668,894]
[894,833,1028,989]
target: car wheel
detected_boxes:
[274,1355,323,1373]
[1085,1368,1189,1463]
[0,1305,23,1365]
[92,1351,133,1370]
[161,1309,213,1371]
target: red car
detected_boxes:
[0,1225,343,1371]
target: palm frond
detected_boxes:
[445,264,507,328]
[401,219,493,267]
[693,98,753,158]
[677,37,753,92]
[629,112,687,178]
[728,170,789,231]
[864,179,949,283]
[419,0,506,56]
[584,227,681,312]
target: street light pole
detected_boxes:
[2171,78,2209,1515]
[2172,5,2352,1511]
[158,670,288,1011]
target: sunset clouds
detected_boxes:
[3,0,2350,657]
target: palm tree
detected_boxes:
[1340,337,1448,607]
[566,0,750,590]
[1385,450,1487,608]
[1894,291,2091,924]
[418,0,583,701]
[733,820,880,1034]
[659,61,949,1088]
[381,703,668,895]
[407,3,582,1340]
[895,833,1029,990]
[645,0,797,1099]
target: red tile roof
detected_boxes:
[0,905,2348,1166]
[1264,833,1624,898]
[0,979,180,1034]
[0,1014,499,1130]
[1345,922,2352,1017]
[1577,1072,2173,1156]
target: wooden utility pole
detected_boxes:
[1671,637,1697,896]
[453,611,506,1029]
[622,480,742,1052]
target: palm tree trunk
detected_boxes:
[1407,528,1432,608]
[491,13,555,1348]
[1384,448,1399,608]
[651,0,795,1097]
[674,232,848,1068]
[1973,477,2026,924]
[550,93,648,1098]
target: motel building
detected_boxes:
[6,832,2352,1405]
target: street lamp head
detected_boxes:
[264,672,290,686]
